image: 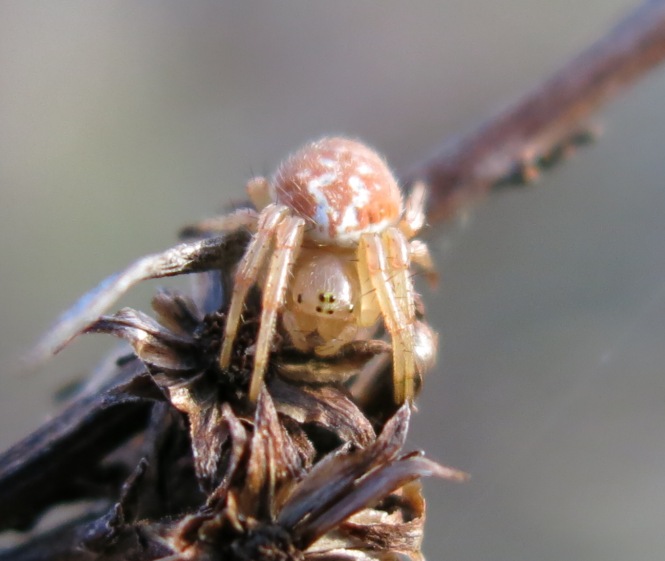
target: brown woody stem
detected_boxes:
[403,0,665,223]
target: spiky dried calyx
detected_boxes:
[76,284,464,560]
[0,268,464,561]
[164,399,465,561]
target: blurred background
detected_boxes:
[2,1,665,559]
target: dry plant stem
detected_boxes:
[404,0,665,223]
[0,362,154,532]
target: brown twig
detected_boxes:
[403,0,665,223]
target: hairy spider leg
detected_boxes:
[359,232,416,404]
[384,227,419,401]
[219,204,290,369]
[398,182,427,239]
[409,239,438,287]
[248,215,305,401]
[399,182,438,287]
[181,208,259,237]
[246,176,271,211]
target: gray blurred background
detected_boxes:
[2,1,665,559]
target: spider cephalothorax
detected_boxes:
[218,137,437,403]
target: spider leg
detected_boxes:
[180,208,259,238]
[248,215,305,401]
[398,181,427,239]
[384,227,419,402]
[246,177,272,211]
[219,204,290,369]
[409,239,439,287]
[28,234,245,366]
[384,228,415,318]
[359,230,416,404]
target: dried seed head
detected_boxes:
[165,402,467,561]
[272,137,403,246]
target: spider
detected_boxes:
[30,137,436,404]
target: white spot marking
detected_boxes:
[348,175,366,192]
[307,172,338,240]
[357,163,373,175]
[348,175,370,208]
[338,206,359,234]
[334,217,394,246]
[307,172,336,191]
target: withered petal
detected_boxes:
[151,289,203,336]
[278,406,410,532]
[283,406,467,548]
[87,308,195,347]
[337,481,426,555]
[338,518,423,557]
[373,405,410,460]
[207,404,249,504]
[29,232,247,366]
[186,400,230,493]
[278,415,317,469]
[300,456,467,546]
[269,378,375,447]
[241,389,304,520]
[85,308,201,371]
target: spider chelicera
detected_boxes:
[31,137,437,404]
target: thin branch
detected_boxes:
[403,0,665,222]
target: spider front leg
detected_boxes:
[385,227,420,401]
[219,204,290,369]
[248,215,305,401]
[180,208,259,238]
[400,182,438,286]
[409,239,438,287]
[398,181,427,239]
[358,229,417,404]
